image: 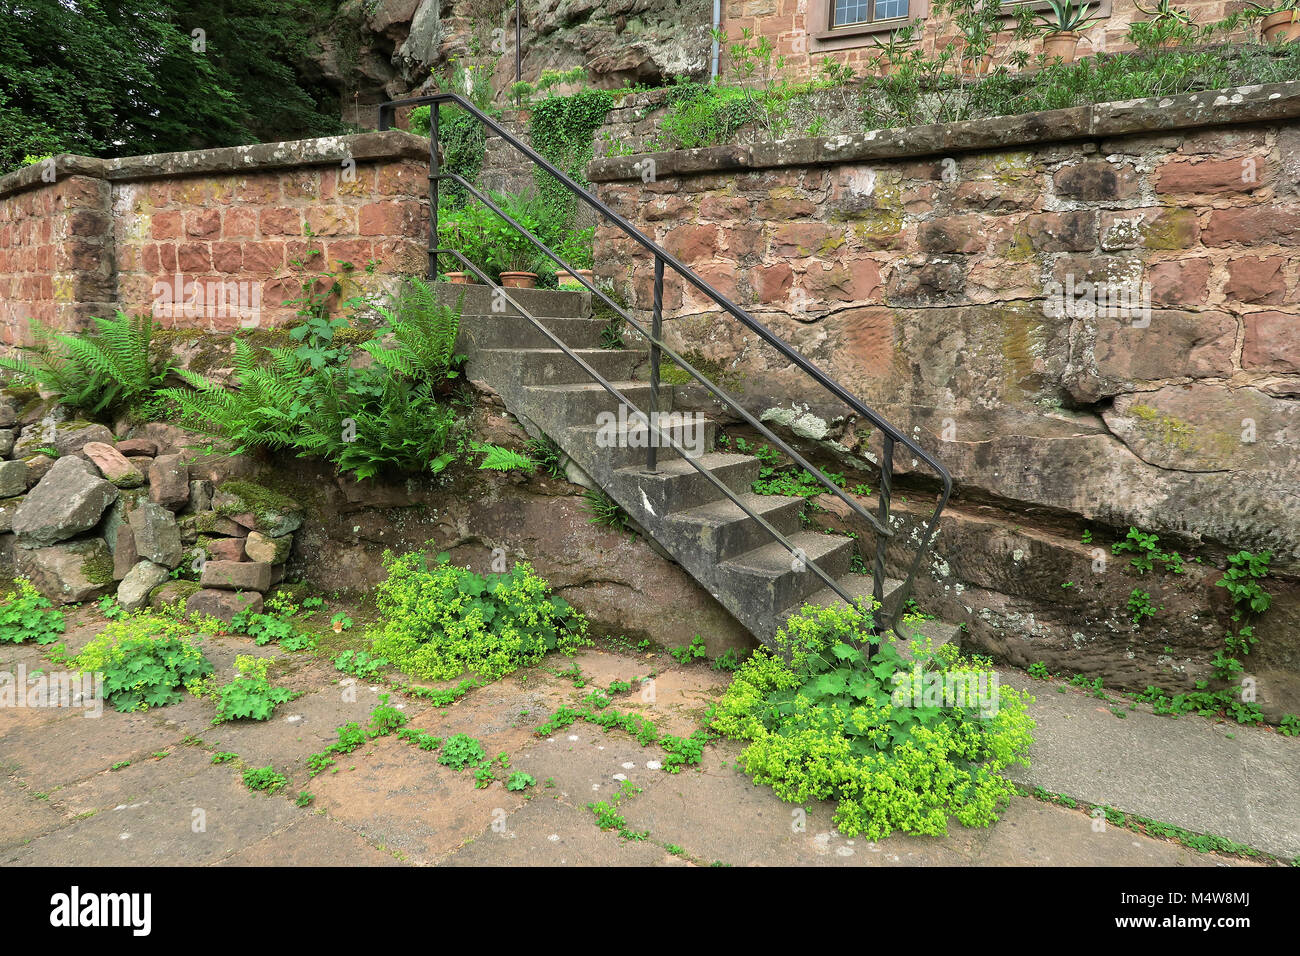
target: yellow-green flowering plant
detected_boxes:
[368,550,589,682]
[76,613,213,712]
[711,603,1034,839]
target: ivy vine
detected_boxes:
[527,89,614,246]
[409,105,488,207]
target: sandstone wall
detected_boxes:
[726,0,1251,83]
[590,82,1300,713]
[0,133,433,344]
[0,164,115,347]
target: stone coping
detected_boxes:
[0,130,430,199]
[588,80,1300,182]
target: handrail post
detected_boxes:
[872,435,895,644]
[646,255,664,472]
[428,106,440,281]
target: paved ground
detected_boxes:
[0,610,1291,867]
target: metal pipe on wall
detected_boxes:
[711,0,721,80]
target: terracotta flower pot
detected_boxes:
[558,268,595,287]
[500,272,538,289]
[1261,10,1300,43]
[1043,31,1080,63]
[444,272,471,284]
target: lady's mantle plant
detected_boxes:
[75,613,213,713]
[0,578,66,645]
[368,551,589,682]
[710,604,1034,839]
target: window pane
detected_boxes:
[874,0,908,19]
[833,0,871,26]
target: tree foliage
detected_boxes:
[0,0,348,174]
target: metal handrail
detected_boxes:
[439,248,854,605]
[378,91,954,634]
[440,169,895,544]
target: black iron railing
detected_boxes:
[378,91,953,638]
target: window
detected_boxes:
[831,0,909,27]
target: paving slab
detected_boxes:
[0,706,186,793]
[307,733,528,865]
[0,774,67,850]
[441,792,689,866]
[1003,671,1300,858]
[52,745,212,817]
[0,765,300,866]
[510,724,666,810]
[971,797,1256,867]
[0,640,55,673]
[154,681,393,775]
[403,673,573,762]
[215,813,406,867]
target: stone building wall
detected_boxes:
[726,0,1251,84]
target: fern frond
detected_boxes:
[475,443,537,474]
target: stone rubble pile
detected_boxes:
[0,390,301,623]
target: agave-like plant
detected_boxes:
[0,311,174,414]
[1037,0,1101,33]
[1135,0,1196,23]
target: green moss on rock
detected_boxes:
[82,551,116,587]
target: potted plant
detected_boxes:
[555,227,596,288]
[436,201,493,284]
[483,189,548,288]
[1247,1,1300,43]
[1037,0,1100,63]
[1131,0,1199,48]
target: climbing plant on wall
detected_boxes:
[409,105,488,207]
[527,89,614,248]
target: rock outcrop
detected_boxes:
[306,0,711,124]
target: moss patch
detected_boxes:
[1129,403,1195,451]
[215,480,301,522]
[82,551,115,587]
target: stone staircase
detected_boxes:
[448,284,959,652]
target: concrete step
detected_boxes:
[610,452,761,515]
[458,314,608,351]
[525,381,671,424]
[473,347,647,386]
[566,415,715,469]
[437,284,590,318]
[447,277,965,653]
[718,531,856,619]
[779,574,961,655]
[664,492,806,563]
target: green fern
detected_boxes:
[475,443,537,473]
[362,276,465,383]
[526,435,566,479]
[156,277,466,481]
[0,312,173,414]
[157,339,307,452]
[582,489,634,535]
